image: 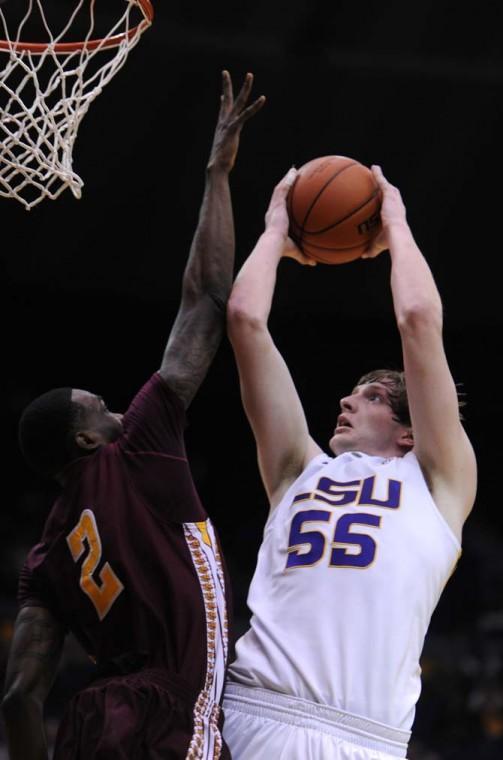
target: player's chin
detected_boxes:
[328,428,353,455]
[328,433,346,455]
[107,421,124,442]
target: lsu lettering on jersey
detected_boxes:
[227,451,460,732]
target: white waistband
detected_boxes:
[223,683,410,758]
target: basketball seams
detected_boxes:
[304,187,381,236]
[295,161,357,234]
[302,239,367,252]
[289,160,358,255]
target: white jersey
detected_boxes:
[227,450,461,732]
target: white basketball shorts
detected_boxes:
[223,683,410,760]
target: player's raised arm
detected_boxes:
[368,166,476,541]
[227,170,322,508]
[2,606,65,760]
[159,71,265,408]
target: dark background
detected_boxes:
[1,1,503,757]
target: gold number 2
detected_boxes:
[66,509,124,621]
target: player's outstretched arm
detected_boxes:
[2,606,65,760]
[227,169,322,509]
[159,71,265,408]
[369,166,476,541]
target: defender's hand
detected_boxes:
[207,71,265,173]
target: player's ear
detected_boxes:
[398,426,414,450]
[75,430,101,451]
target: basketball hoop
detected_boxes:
[0,1,154,210]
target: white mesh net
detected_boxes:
[0,0,152,210]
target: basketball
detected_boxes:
[287,155,382,264]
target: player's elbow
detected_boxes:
[181,269,230,315]
[396,300,442,337]
[227,295,267,339]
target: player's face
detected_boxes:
[329,382,411,457]
[72,390,124,444]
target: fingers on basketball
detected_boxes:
[371,165,402,203]
[284,240,317,266]
[267,170,295,215]
[361,229,389,259]
[278,167,297,192]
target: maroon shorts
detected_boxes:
[53,668,230,759]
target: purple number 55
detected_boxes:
[286,510,381,569]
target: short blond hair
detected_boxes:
[356,368,465,426]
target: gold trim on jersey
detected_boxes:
[184,520,228,759]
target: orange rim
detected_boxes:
[0,0,153,54]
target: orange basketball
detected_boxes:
[287,155,382,264]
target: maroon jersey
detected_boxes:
[19,373,231,758]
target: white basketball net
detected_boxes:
[0,0,152,210]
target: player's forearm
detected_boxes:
[2,607,63,760]
[181,166,235,311]
[158,167,236,405]
[2,692,49,760]
[228,229,284,328]
[388,222,442,331]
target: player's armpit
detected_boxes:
[400,318,477,539]
[229,314,321,508]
